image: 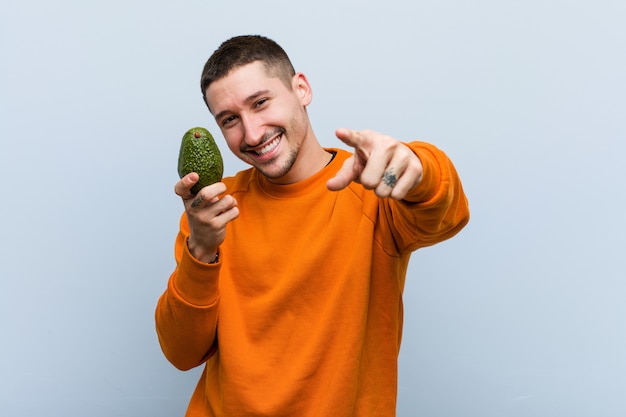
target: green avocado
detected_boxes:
[177,127,224,194]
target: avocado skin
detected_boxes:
[177,127,224,194]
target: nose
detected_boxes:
[241,113,264,147]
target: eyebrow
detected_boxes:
[214,89,271,122]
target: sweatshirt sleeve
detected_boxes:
[383,141,470,253]
[155,213,220,371]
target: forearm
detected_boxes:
[155,230,221,370]
[394,141,470,248]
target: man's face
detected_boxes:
[205,61,313,183]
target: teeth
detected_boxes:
[256,137,279,155]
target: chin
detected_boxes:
[258,158,294,181]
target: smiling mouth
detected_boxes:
[252,134,281,156]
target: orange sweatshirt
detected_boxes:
[156,142,469,417]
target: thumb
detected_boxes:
[327,155,358,191]
[175,172,199,199]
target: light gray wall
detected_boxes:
[1,0,625,416]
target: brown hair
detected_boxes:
[200,35,296,106]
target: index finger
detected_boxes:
[335,128,364,149]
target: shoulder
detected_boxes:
[222,167,256,194]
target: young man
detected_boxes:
[156,35,469,417]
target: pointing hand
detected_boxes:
[326,128,423,200]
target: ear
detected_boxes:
[293,72,313,106]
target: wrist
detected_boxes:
[186,238,219,264]
[207,250,219,264]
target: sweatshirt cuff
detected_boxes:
[172,242,220,306]
[402,142,443,204]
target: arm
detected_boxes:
[385,140,469,251]
[327,129,469,251]
[155,222,220,370]
[155,174,239,370]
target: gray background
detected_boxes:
[1,0,625,416]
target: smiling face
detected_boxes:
[205,61,317,184]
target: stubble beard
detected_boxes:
[257,147,299,181]
[243,125,303,181]
[243,110,308,181]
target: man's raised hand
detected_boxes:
[326,128,423,200]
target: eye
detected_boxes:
[221,115,237,127]
[254,98,268,108]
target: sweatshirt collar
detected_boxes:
[256,148,347,198]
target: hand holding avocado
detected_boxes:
[175,127,239,263]
[178,127,224,194]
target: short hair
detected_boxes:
[200,35,296,105]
